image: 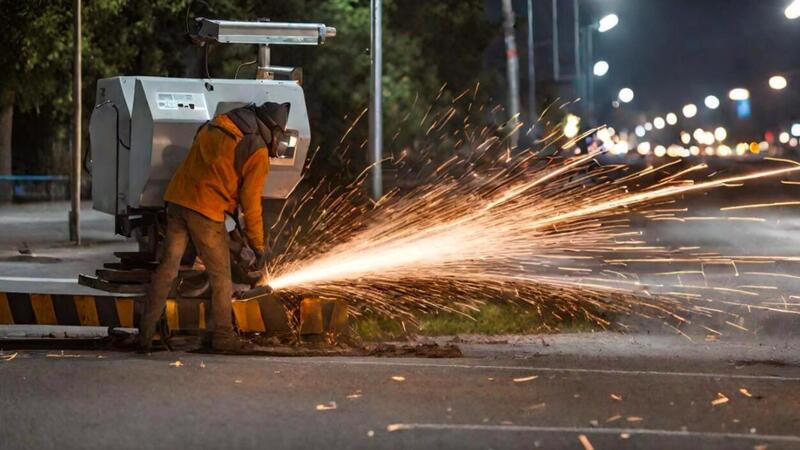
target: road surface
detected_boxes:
[1,159,800,449]
[1,334,798,449]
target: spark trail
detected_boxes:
[264,93,800,327]
[269,164,800,291]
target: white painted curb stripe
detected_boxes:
[253,358,800,382]
[386,423,800,443]
[0,276,77,283]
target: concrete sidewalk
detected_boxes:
[0,201,135,295]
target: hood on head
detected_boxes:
[255,102,291,131]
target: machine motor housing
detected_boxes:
[89,76,310,228]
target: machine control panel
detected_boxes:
[156,92,207,111]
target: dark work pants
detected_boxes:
[140,204,233,341]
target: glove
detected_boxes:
[253,248,269,272]
[247,248,270,288]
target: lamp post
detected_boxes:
[369,0,382,200]
[582,13,618,124]
[527,0,537,126]
[70,0,82,244]
[786,0,800,19]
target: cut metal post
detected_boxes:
[551,0,559,81]
[527,0,537,126]
[70,0,82,244]
[369,0,383,200]
[502,0,520,148]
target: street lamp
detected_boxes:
[583,13,619,123]
[653,116,665,129]
[769,75,788,90]
[593,60,609,77]
[618,87,634,103]
[786,0,800,19]
[704,95,720,109]
[714,126,727,142]
[682,103,698,118]
[792,123,800,137]
[729,88,750,101]
[598,14,619,32]
[666,112,678,125]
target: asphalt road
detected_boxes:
[1,334,799,450]
[1,159,800,449]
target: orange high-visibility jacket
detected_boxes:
[164,113,269,252]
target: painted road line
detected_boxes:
[385,423,800,443]
[0,276,78,283]
[252,358,800,382]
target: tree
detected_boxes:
[0,1,73,201]
[1,0,499,201]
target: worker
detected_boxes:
[138,102,290,353]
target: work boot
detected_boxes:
[137,324,156,353]
[212,332,255,354]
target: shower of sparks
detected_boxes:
[263,88,800,329]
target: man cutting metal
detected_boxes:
[138,102,290,353]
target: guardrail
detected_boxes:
[0,174,70,201]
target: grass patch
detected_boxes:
[352,302,601,341]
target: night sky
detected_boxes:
[487,0,800,137]
[586,0,800,133]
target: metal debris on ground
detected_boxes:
[620,433,631,439]
[346,391,362,399]
[366,343,462,358]
[739,388,753,397]
[627,416,644,422]
[606,414,622,423]
[513,375,538,383]
[523,402,546,411]
[610,393,623,401]
[578,434,595,450]
[234,379,243,384]
[712,392,730,406]
[0,352,18,361]
[367,430,375,437]
[199,361,206,368]
[169,360,184,368]
[315,401,337,411]
[391,376,406,382]
[386,424,406,432]
[46,351,81,358]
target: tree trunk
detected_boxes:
[0,89,14,203]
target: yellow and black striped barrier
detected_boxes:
[0,292,138,328]
[0,292,342,335]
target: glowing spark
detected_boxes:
[263,92,800,328]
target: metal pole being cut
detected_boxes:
[70,0,82,244]
[369,0,383,200]
[502,0,520,149]
[527,0,537,126]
